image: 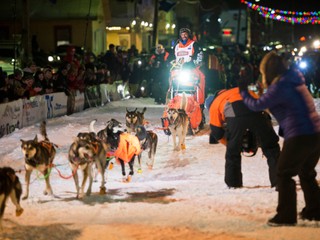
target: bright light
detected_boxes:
[106,26,121,31]
[299,61,307,69]
[275,44,283,49]
[172,24,176,29]
[132,20,136,26]
[138,60,142,65]
[165,23,170,29]
[263,46,272,51]
[140,86,145,91]
[177,70,191,84]
[301,46,307,53]
[48,56,54,62]
[313,40,320,48]
[218,18,222,23]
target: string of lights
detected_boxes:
[241,0,320,24]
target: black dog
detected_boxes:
[0,167,24,230]
[135,126,158,171]
[90,119,124,150]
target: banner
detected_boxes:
[22,95,46,128]
[0,99,23,138]
[74,91,85,113]
[45,92,68,119]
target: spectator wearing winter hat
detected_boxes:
[42,67,54,94]
[12,68,27,100]
[23,73,39,98]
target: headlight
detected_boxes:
[299,61,307,69]
[177,70,192,84]
[48,56,54,62]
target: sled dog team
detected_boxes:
[0,93,192,230]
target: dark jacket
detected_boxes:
[240,69,320,140]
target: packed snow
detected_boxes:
[0,97,319,240]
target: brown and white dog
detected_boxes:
[20,121,56,199]
[166,93,189,151]
[167,108,189,151]
[68,132,109,199]
[126,107,147,133]
[0,167,24,230]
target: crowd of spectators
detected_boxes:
[0,43,281,105]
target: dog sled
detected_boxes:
[161,61,204,135]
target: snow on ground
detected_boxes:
[0,98,320,240]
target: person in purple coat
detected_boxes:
[238,51,320,226]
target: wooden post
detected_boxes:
[152,0,159,48]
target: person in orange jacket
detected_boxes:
[173,28,205,105]
[205,87,280,189]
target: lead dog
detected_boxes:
[126,107,147,133]
[68,132,109,199]
[167,108,189,151]
[166,93,189,151]
[20,121,56,199]
[0,167,24,230]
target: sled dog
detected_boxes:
[136,127,158,170]
[68,131,109,198]
[0,167,24,230]
[126,107,147,133]
[166,93,189,151]
[20,121,56,199]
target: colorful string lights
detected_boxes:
[241,0,320,24]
